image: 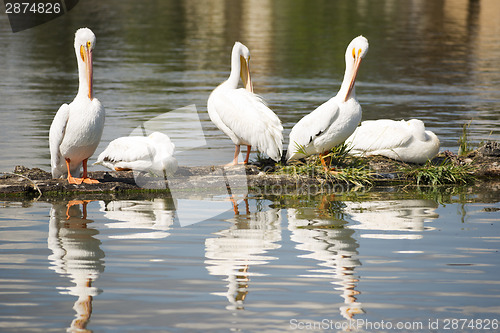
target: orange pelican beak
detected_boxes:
[344,50,362,102]
[80,42,93,100]
[240,55,253,93]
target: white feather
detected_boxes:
[95,132,178,176]
[49,104,70,178]
[345,119,440,164]
[287,98,361,160]
[208,87,283,161]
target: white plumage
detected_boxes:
[286,36,369,165]
[345,119,440,164]
[207,41,283,165]
[49,28,105,184]
[95,132,178,176]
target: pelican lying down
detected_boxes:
[345,119,440,164]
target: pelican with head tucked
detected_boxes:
[95,132,178,176]
[207,42,283,165]
[345,119,440,163]
[49,27,105,184]
[286,36,369,169]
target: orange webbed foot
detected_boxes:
[67,176,83,185]
[225,161,248,167]
[82,178,100,184]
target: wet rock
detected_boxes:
[12,165,52,180]
[477,141,500,157]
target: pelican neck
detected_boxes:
[76,58,92,99]
[226,47,242,89]
[337,59,356,101]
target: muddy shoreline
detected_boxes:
[1,143,499,199]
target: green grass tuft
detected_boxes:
[402,160,476,186]
[458,121,473,156]
[277,143,373,187]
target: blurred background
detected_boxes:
[0,0,499,170]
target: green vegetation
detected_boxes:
[276,143,374,187]
[297,223,345,229]
[270,140,479,188]
[458,121,473,156]
[322,142,352,167]
[401,160,476,186]
[277,163,374,187]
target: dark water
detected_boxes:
[1,0,500,332]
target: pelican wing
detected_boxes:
[210,87,283,161]
[96,136,158,165]
[346,119,413,152]
[49,103,70,177]
[287,101,339,159]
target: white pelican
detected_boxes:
[286,36,369,169]
[49,28,105,184]
[207,42,283,165]
[94,132,178,176]
[345,119,440,164]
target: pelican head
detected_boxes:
[407,119,425,130]
[342,35,369,102]
[74,28,96,100]
[232,41,253,92]
[407,119,427,140]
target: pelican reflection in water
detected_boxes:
[100,198,176,239]
[205,204,281,310]
[47,200,104,332]
[343,199,439,240]
[287,197,363,320]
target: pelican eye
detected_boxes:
[87,41,91,49]
[352,48,356,59]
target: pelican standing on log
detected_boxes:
[207,42,283,165]
[49,28,105,184]
[286,36,369,169]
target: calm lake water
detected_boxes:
[1,0,500,332]
[1,189,500,332]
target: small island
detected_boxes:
[1,141,499,199]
